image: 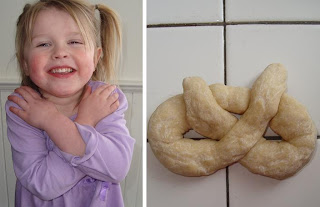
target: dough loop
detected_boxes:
[148,64,317,180]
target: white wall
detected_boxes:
[0,0,142,207]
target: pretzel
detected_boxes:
[148,64,317,180]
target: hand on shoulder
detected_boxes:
[7,86,60,130]
[75,84,120,127]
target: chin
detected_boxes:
[51,88,84,98]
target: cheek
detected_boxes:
[27,54,46,73]
[77,51,96,72]
[26,55,47,84]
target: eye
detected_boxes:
[37,42,51,47]
[69,40,83,45]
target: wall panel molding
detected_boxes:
[0,81,142,92]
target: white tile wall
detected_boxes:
[147,24,225,206]
[147,0,223,24]
[147,145,227,207]
[226,0,320,22]
[226,25,320,135]
[229,141,320,207]
[147,26,224,119]
[147,0,320,207]
[147,25,226,207]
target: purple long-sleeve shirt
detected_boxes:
[5,81,135,207]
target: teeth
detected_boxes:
[51,68,73,74]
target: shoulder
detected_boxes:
[5,92,23,114]
[5,92,41,134]
[88,80,107,90]
[88,81,123,94]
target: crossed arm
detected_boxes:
[8,84,119,156]
[6,83,135,200]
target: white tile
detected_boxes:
[147,26,224,120]
[229,140,320,207]
[226,25,320,135]
[226,0,320,22]
[147,144,227,207]
[147,26,226,207]
[147,0,223,24]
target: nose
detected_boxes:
[52,44,68,59]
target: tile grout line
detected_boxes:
[264,136,320,140]
[227,21,320,25]
[224,22,227,86]
[147,22,224,28]
[147,21,320,28]
[226,167,230,207]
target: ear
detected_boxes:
[94,47,102,70]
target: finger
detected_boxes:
[106,92,119,105]
[9,106,27,120]
[21,86,41,99]
[14,87,36,103]
[109,100,120,113]
[100,85,117,97]
[8,95,29,110]
[92,84,110,95]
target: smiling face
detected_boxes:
[23,7,101,100]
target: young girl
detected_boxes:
[6,0,135,206]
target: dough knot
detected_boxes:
[148,63,317,180]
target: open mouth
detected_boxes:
[49,68,75,74]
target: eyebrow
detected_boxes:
[31,32,83,40]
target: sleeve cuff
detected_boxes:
[60,122,98,167]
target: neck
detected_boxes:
[40,88,84,117]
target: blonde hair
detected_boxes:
[16,0,122,90]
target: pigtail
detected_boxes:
[16,4,30,78]
[16,3,39,91]
[95,4,122,85]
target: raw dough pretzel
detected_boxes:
[148,64,317,180]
